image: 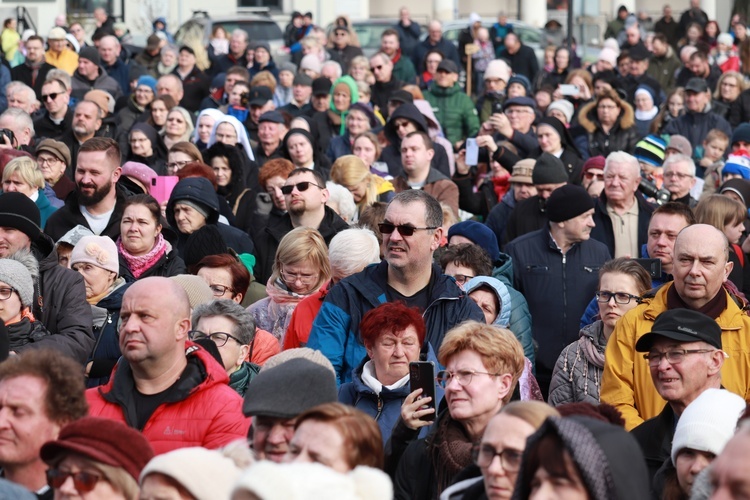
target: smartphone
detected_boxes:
[492,101,504,114]
[633,258,662,279]
[409,361,436,422]
[150,176,179,205]
[559,84,579,96]
[465,138,479,166]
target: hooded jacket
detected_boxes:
[600,283,750,430]
[380,103,451,178]
[86,343,250,454]
[575,98,639,159]
[548,320,608,406]
[70,66,123,102]
[307,261,485,385]
[424,82,480,146]
[165,177,255,257]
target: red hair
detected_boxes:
[177,161,217,189]
[359,302,425,347]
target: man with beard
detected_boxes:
[44,137,126,242]
[253,168,349,284]
[56,100,103,175]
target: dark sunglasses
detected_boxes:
[370,65,383,72]
[378,222,438,236]
[280,181,324,195]
[584,171,605,181]
[47,468,104,492]
[42,92,60,101]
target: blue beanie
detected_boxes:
[136,75,157,93]
[447,220,500,262]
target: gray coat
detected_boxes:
[548,321,607,407]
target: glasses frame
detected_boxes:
[280,268,318,286]
[280,181,324,195]
[42,92,60,101]
[189,330,243,347]
[436,369,500,388]
[472,444,523,471]
[0,287,17,301]
[47,468,104,493]
[643,349,716,367]
[378,222,438,237]
[595,290,641,305]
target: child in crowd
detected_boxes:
[473,27,495,95]
[700,129,730,196]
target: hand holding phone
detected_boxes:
[465,138,479,166]
[409,361,436,424]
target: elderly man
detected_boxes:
[243,356,337,462]
[663,78,732,153]
[710,424,750,496]
[86,277,250,453]
[662,153,698,207]
[56,100,104,174]
[327,27,362,74]
[370,52,404,120]
[497,32,539,82]
[0,350,88,497]
[308,190,484,384]
[97,35,130,95]
[590,151,655,258]
[488,96,539,159]
[424,60,480,147]
[11,35,54,100]
[253,110,285,166]
[621,44,664,104]
[45,27,78,75]
[630,309,727,481]
[214,29,249,74]
[505,184,611,396]
[33,77,72,141]
[156,74,184,105]
[5,82,39,115]
[601,224,750,430]
[412,20,461,73]
[36,139,75,201]
[0,108,35,152]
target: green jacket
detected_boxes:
[393,54,417,84]
[424,83,480,146]
[646,50,681,94]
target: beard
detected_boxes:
[287,198,306,216]
[77,179,111,207]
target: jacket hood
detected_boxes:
[577,98,635,133]
[514,416,650,500]
[492,252,514,287]
[464,276,512,327]
[165,177,220,230]
[384,102,429,144]
[413,99,445,138]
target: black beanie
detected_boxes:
[532,153,569,185]
[79,46,102,67]
[0,192,41,241]
[546,184,595,222]
[183,224,227,271]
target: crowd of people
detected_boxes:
[0,2,749,500]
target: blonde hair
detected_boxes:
[271,227,331,292]
[695,194,747,231]
[438,321,525,404]
[3,156,43,190]
[250,71,277,94]
[500,401,560,429]
[330,155,378,211]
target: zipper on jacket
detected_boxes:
[375,395,384,420]
[561,252,567,324]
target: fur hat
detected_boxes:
[70,235,119,275]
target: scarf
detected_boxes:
[328,76,360,135]
[430,415,474,496]
[666,282,728,318]
[228,361,260,397]
[117,233,169,279]
[265,276,312,306]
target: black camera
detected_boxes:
[638,178,671,205]
[0,129,15,147]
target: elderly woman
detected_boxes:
[127,122,168,174]
[167,141,203,176]
[393,321,525,499]
[311,75,359,155]
[71,235,130,387]
[574,88,639,160]
[40,417,155,500]
[330,155,394,217]
[146,95,176,130]
[192,108,225,151]
[536,116,583,183]
[162,106,195,150]
[2,156,58,226]
[633,85,660,137]
[285,402,383,473]
[165,175,255,256]
[549,258,651,406]
[282,128,331,179]
[0,254,49,351]
[326,102,378,161]
[338,302,434,444]
[248,227,330,345]
[158,44,178,75]
[441,401,560,500]
[713,71,745,121]
[118,194,185,281]
[36,138,75,201]
[116,75,156,142]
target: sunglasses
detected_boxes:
[42,92,60,101]
[583,171,605,181]
[280,181,324,195]
[47,469,104,493]
[370,65,383,72]
[378,222,438,236]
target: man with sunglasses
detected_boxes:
[308,190,484,384]
[33,78,73,141]
[602,224,750,431]
[369,52,404,120]
[590,151,655,259]
[253,168,349,284]
[630,308,726,483]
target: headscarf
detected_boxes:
[537,116,576,152]
[282,128,316,167]
[206,115,255,161]
[165,106,195,142]
[329,75,360,135]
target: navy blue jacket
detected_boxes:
[590,191,654,258]
[87,280,131,387]
[308,261,485,384]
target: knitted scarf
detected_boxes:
[430,415,474,495]
[117,233,169,279]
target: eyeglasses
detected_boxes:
[167,160,190,171]
[472,444,523,471]
[595,291,641,304]
[280,269,318,285]
[643,349,717,367]
[583,171,605,181]
[207,284,233,296]
[37,156,61,165]
[42,92,60,101]
[436,369,500,388]
[664,171,693,180]
[47,468,104,493]
[393,121,412,130]
[0,287,17,301]
[189,330,243,347]
[280,181,324,195]
[450,274,474,285]
[370,65,383,72]
[378,222,438,236]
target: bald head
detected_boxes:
[673,224,733,309]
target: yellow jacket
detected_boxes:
[45,49,78,75]
[601,283,750,430]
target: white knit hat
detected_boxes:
[671,388,746,464]
[484,59,511,83]
[232,462,393,500]
[546,99,575,124]
[70,235,119,275]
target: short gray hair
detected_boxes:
[45,69,72,92]
[321,60,342,80]
[328,228,380,281]
[0,108,34,138]
[663,153,696,177]
[326,181,357,223]
[604,151,640,176]
[191,299,256,345]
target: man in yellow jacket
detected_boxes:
[601,224,750,430]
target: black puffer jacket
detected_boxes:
[574,99,639,158]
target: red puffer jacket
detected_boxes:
[86,343,250,455]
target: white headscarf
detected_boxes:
[206,114,255,161]
[192,108,226,144]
